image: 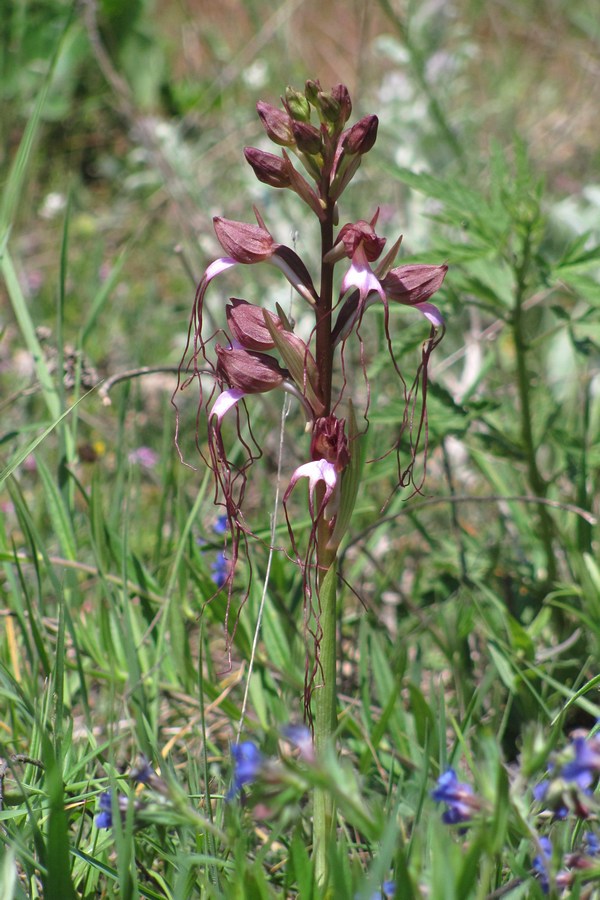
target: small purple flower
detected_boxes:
[213,514,228,535]
[130,757,169,796]
[94,790,129,829]
[128,446,159,469]
[282,724,315,762]
[361,881,396,900]
[532,836,553,895]
[583,831,600,857]
[211,551,229,587]
[95,791,113,829]
[130,758,154,785]
[227,740,263,799]
[533,777,568,819]
[432,769,477,824]
[561,735,600,790]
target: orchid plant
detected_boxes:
[174,79,446,882]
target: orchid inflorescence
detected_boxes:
[174,79,446,698]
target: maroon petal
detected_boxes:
[226,299,281,351]
[215,345,286,394]
[213,216,276,264]
[381,264,448,305]
[256,101,295,146]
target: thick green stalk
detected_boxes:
[313,200,338,887]
[313,557,337,886]
[511,227,556,584]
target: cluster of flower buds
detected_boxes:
[174,79,447,664]
[248,81,377,214]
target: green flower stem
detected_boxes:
[313,555,337,886]
[313,198,338,886]
[511,225,556,584]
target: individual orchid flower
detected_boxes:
[256,100,295,146]
[226,299,280,351]
[213,211,319,306]
[283,415,350,604]
[326,211,387,310]
[332,261,448,346]
[380,263,447,326]
[215,344,287,394]
[284,458,338,521]
[340,241,387,308]
[329,210,447,339]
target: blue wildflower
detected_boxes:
[94,788,145,829]
[561,735,600,790]
[583,831,600,857]
[533,778,568,819]
[227,741,263,799]
[532,836,552,895]
[358,880,396,900]
[130,758,154,784]
[432,769,477,824]
[130,756,169,794]
[95,791,113,829]
[213,514,228,535]
[211,551,229,587]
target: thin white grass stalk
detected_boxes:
[236,394,291,742]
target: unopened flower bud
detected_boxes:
[317,91,341,124]
[331,84,352,125]
[213,216,275,264]
[284,86,311,122]
[304,79,321,107]
[256,101,295,146]
[216,345,286,394]
[226,299,280,351]
[244,147,292,189]
[342,115,379,155]
[291,120,322,155]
